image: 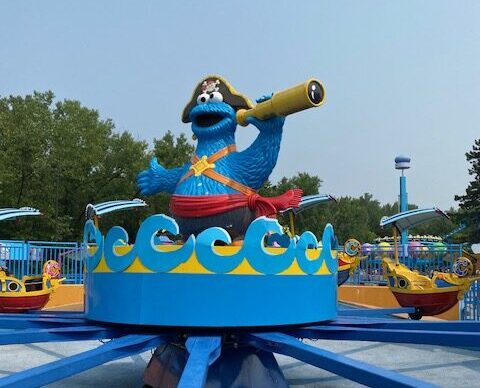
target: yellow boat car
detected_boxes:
[380,208,479,320]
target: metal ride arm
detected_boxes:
[0,334,168,388]
[244,332,437,388]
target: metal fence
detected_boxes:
[461,280,479,320]
[0,240,84,284]
[347,244,464,285]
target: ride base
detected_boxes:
[84,215,338,327]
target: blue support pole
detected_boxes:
[245,332,438,388]
[399,174,408,257]
[178,336,222,388]
[0,334,168,388]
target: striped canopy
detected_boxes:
[85,199,147,219]
[280,194,337,215]
[380,207,449,233]
[0,207,41,222]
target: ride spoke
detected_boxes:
[287,326,480,348]
[0,334,168,388]
[178,335,222,388]
[245,332,439,388]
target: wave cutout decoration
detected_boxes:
[321,223,338,274]
[134,214,195,272]
[104,226,136,272]
[241,217,295,274]
[196,227,244,273]
[83,214,337,275]
[83,220,103,272]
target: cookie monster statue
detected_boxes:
[137,75,324,239]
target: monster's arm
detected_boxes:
[229,115,284,190]
[137,157,188,195]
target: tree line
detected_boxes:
[0,91,477,244]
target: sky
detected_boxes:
[1,1,479,210]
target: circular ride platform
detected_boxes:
[84,215,338,327]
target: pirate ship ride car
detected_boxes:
[0,207,63,312]
[380,208,479,320]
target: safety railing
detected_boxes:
[347,244,464,285]
[460,280,479,320]
[0,240,84,284]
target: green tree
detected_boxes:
[455,139,480,242]
[0,91,149,240]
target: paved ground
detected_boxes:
[0,337,478,387]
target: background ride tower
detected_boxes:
[395,155,411,258]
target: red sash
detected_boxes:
[170,190,302,218]
[172,145,302,217]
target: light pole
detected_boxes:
[395,155,411,257]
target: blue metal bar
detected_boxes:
[178,336,222,388]
[0,325,125,345]
[245,332,438,388]
[338,307,415,317]
[288,325,480,348]
[0,334,167,388]
[0,315,88,329]
[325,318,480,332]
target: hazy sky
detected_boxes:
[1,1,478,210]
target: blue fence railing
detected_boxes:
[346,244,464,285]
[461,280,479,321]
[0,240,84,284]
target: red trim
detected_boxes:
[392,290,459,316]
[0,294,50,313]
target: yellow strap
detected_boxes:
[178,144,236,183]
[202,169,255,196]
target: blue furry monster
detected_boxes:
[137,75,301,238]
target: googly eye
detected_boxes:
[209,91,223,103]
[196,93,209,104]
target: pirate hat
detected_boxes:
[182,75,254,123]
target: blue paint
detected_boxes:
[196,227,243,273]
[135,214,195,272]
[85,271,337,327]
[239,217,295,274]
[399,175,408,257]
[83,220,103,272]
[104,226,136,272]
[89,215,338,276]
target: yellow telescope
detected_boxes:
[236,79,325,127]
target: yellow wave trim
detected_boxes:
[92,245,336,275]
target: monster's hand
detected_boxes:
[246,115,285,133]
[245,94,285,132]
[136,157,167,195]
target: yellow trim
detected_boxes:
[92,244,335,276]
[317,260,332,275]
